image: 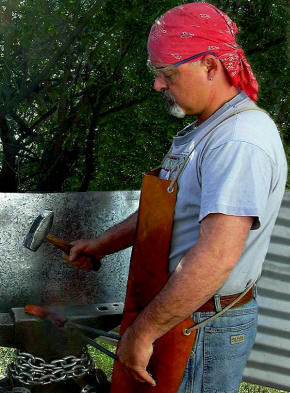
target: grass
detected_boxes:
[0,347,16,377]
[1,345,289,393]
[88,338,116,381]
[239,383,288,393]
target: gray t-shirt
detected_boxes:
[160,92,287,295]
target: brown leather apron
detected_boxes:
[110,169,196,393]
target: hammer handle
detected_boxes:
[45,234,101,271]
[46,233,71,254]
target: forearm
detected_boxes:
[131,241,232,341]
[95,211,138,257]
[67,211,138,265]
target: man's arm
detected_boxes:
[63,211,138,269]
[116,213,254,386]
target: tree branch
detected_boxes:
[111,36,135,79]
[79,110,99,191]
[0,116,18,191]
[0,0,106,117]
[99,95,150,119]
[9,111,32,138]
[31,105,58,130]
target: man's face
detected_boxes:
[152,59,212,119]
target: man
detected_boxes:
[64,3,287,392]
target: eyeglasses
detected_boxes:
[147,51,218,77]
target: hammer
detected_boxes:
[23,210,101,271]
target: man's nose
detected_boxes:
[153,75,168,92]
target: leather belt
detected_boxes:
[196,287,254,313]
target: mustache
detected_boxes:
[162,91,186,118]
[163,91,176,106]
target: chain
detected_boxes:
[81,385,97,393]
[9,348,94,386]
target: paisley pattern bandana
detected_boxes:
[147,2,258,102]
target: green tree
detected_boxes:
[0,0,288,192]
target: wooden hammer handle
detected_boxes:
[45,233,101,271]
[46,233,71,254]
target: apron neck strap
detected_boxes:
[167,107,268,193]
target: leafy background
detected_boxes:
[0,0,288,192]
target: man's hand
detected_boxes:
[116,326,156,387]
[62,238,103,270]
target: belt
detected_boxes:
[196,287,254,313]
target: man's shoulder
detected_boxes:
[207,108,283,160]
[220,107,276,139]
[233,108,277,137]
[233,109,283,159]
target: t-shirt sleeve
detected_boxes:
[199,141,273,229]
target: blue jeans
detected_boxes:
[178,297,258,393]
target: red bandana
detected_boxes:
[147,3,258,102]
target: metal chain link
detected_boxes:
[9,348,94,386]
[80,385,97,393]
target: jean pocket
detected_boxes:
[203,318,257,393]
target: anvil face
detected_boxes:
[11,303,123,359]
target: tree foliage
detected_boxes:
[0,0,288,192]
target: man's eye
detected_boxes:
[163,72,175,81]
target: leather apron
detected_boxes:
[110,169,196,393]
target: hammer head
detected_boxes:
[24,210,54,251]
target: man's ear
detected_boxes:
[202,55,218,80]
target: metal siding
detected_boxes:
[243,191,290,391]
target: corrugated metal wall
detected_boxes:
[243,191,290,391]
